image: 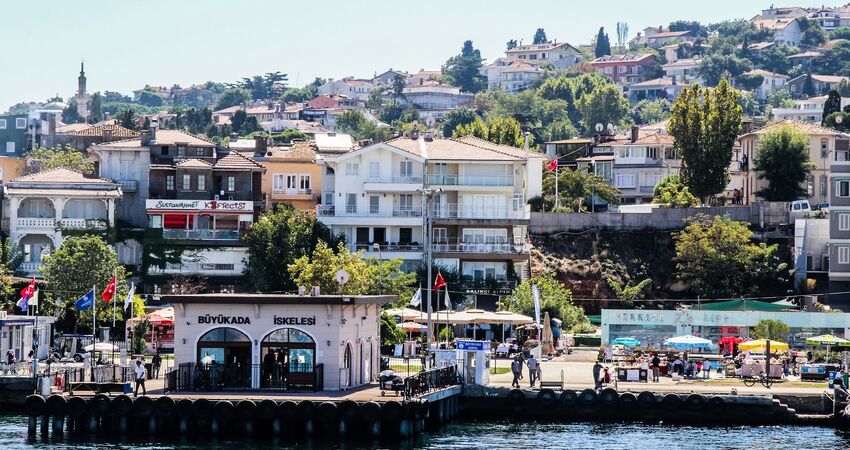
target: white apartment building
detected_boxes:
[318,134,544,285]
[504,41,583,70]
[773,96,850,123]
[482,58,544,93]
[317,78,375,102]
[3,168,122,277]
[741,70,788,101]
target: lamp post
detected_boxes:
[418,187,442,345]
[373,242,383,295]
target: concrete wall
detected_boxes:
[529,203,789,233]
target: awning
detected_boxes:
[692,299,794,311]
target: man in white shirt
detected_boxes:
[134,360,147,397]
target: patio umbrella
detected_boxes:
[718,336,744,354]
[805,334,850,356]
[385,307,425,322]
[612,337,641,347]
[663,335,714,350]
[398,321,427,340]
[541,311,554,356]
[738,339,789,353]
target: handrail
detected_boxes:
[402,364,460,400]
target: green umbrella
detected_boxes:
[805,334,850,346]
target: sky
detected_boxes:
[1,0,847,112]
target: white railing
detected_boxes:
[16,217,56,229]
[148,262,243,275]
[272,188,312,195]
[428,174,513,187]
[393,207,423,217]
[432,239,528,254]
[59,218,108,230]
[118,180,138,192]
[365,176,423,184]
[18,262,42,274]
[352,243,423,252]
[161,229,241,240]
[430,203,527,220]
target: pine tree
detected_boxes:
[595,27,611,57]
[533,28,548,44]
[823,90,842,124]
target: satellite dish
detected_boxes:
[425,116,436,128]
[336,269,350,286]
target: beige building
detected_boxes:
[255,141,323,211]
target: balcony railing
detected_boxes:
[18,262,42,274]
[365,176,423,184]
[118,180,138,192]
[432,239,528,254]
[393,207,423,217]
[161,229,241,240]
[16,217,107,230]
[353,243,423,252]
[430,203,527,220]
[148,261,243,275]
[427,174,513,187]
[321,206,423,217]
[272,188,312,196]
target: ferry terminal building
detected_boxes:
[166,293,395,391]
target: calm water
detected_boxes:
[2,415,849,449]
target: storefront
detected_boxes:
[602,308,850,349]
[0,312,55,361]
[167,293,394,391]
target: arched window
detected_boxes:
[260,328,316,389]
[200,327,250,343]
[196,327,251,371]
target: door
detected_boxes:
[356,227,370,245]
[434,194,448,218]
[285,175,297,194]
[399,227,412,244]
[373,227,386,244]
[473,195,497,219]
[433,228,447,251]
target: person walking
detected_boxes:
[593,360,603,391]
[702,359,711,380]
[510,357,522,388]
[134,360,147,397]
[152,352,162,380]
[527,355,538,388]
[651,353,661,383]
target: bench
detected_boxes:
[68,382,131,395]
[539,369,564,390]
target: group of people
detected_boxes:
[510,353,542,388]
[261,349,290,388]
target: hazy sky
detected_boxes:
[1,0,845,112]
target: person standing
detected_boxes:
[510,357,522,388]
[702,359,711,379]
[527,355,538,388]
[593,360,603,391]
[134,360,147,397]
[651,353,661,383]
[152,352,162,380]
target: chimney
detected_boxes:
[659,25,663,32]
[254,135,268,154]
[631,125,639,143]
[150,120,158,141]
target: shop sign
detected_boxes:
[198,315,251,325]
[614,311,665,324]
[456,340,489,351]
[147,199,253,212]
[464,288,513,296]
[274,316,317,326]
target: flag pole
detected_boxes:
[554,162,559,210]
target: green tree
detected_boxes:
[607,277,652,308]
[594,27,611,57]
[750,319,790,341]
[753,124,815,201]
[117,108,136,130]
[453,117,489,140]
[88,92,103,123]
[814,41,850,76]
[288,241,416,298]
[798,18,827,47]
[41,236,129,333]
[735,73,764,91]
[442,107,478,137]
[506,39,518,50]
[235,72,288,100]
[669,20,709,39]
[755,44,798,75]
[543,166,620,212]
[577,83,629,131]
[674,215,787,298]
[231,109,248,133]
[698,54,752,86]
[631,99,671,124]
[23,145,94,175]
[62,100,83,124]
[803,73,817,97]
[501,274,588,331]
[453,116,528,148]
[215,87,251,110]
[668,80,742,202]
[533,28,548,44]
[243,205,342,292]
[767,88,794,108]
[823,90,843,124]
[335,110,392,143]
[652,174,699,207]
[738,91,761,117]
[380,311,406,346]
[137,88,165,107]
[442,40,487,93]
[391,74,407,101]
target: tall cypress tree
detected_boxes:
[823,89,842,124]
[595,27,611,57]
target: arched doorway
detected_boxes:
[197,327,251,390]
[261,328,316,391]
[342,343,352,389]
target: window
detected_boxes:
[346,193,357,214]
[299,175,311,191]
[196,147,205,157]
[822,175,828,197]
[325,166,335,175]
[227,176,235,192]
[182,174,191,191]
[5,142,14,154]
[839,180,850,197]
[0,119,6,129]
[604,67,613,74]
[345,163,359,175]
[840,214,850,231]
[177,146,186,157]
[286,174,297,190]
[369,195,379,214]
[197,174,206,191]
[822,139,829,158]
[615,172,636,188]
[15,118,26,129]
[273,174,284,192]
[399,194,413,211]
[369,162,379,179]
[840,246,850,265]
[323,192,334,205]
[618,66,626,74]
[166,175,175,191]
[400,161,413,178]
[807,175,814,197]
[596,162,613,181]
[149,215,163,228]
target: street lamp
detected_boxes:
[417,187,442,346]
[372,242,383,295]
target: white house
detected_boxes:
[318,133,544,285]
[661,57,703,85]
[482,58,544,93]
[772,95,850,122]
[504,41,583,70]
[317,78,375,102]
[4,169,122,277]
[751,14,802,45]
[741,69,789,101]
[400,84,474,121]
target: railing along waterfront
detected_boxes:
[166,362,323,392]
[403,365,460,400]
[34,365,133,392]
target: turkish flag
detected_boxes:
[547,158,558,171]
[20,279,35,300]
[101,277,117,302]
[433,271,446,292]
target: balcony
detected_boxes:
[427,174,513,187]
[430,203,529,221]
[118,180,138,192]
[363,176,424,192]
[352,243,423,252]
[18,262,42,276]
[161,229,241,240]
[432,239,528,254]
[15,217,107,230]
[148,261,243,276]
[271,188,313,197]
[393,207,423,217]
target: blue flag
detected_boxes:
[75,289,95,311]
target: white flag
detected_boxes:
[409,288,422,307]
[444,289,451,309]
[29,290,39,306]
[124,283,135,311]
[532,284,541,329]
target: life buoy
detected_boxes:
[637,391,657,408]
[507,388,526,403]
[54,374,63,390]
[538,389,557,406]
[600,388,619,406]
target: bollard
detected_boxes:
[236,400,257,434]
[362,402,381,438]
[338,400,359,436]
[296,401,316,436]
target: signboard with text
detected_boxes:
[146,199,253,212]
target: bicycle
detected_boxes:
[742,371,773,389]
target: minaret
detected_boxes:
[77,61,87,96]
